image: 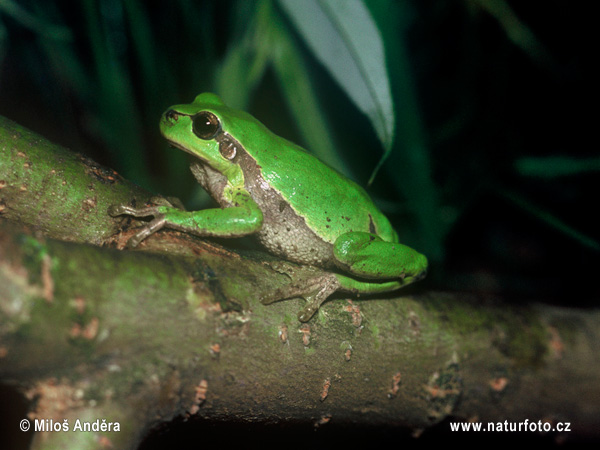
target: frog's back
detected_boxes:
[252,128,395,242]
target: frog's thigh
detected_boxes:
[334,273,403,295]
[333,231,425,279]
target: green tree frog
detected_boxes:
[110,93,428,321]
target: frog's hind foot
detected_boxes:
[260,273,341,322]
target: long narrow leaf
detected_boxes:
[278,0,394,154]
[516,156,600,178]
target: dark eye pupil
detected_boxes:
[193,112,221,140]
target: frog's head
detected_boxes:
[160,93,250,183]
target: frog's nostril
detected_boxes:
[165,109,179,122]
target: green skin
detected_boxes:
[110,93,428,321]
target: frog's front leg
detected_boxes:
[109,188,263,247]
[333,231,428,288]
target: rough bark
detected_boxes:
[1,116,599,449]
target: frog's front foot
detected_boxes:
[108,203,167,248]
[260,273,341,322]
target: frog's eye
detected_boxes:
[192,111,221,140]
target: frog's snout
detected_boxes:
[415,268,428,281]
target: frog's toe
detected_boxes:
[260,283,304,305]
[150,195,186,210]
[259,293,280,306]
[298,301,320,322]
[125,216,167,248]
[108,204,128,217]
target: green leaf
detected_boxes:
[215,5,270,109]
[516,156,600,178]
[0,0,71,41]
[277,0,394,153]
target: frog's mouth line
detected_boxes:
[165,140,210,165]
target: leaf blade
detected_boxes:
[278,0,394,152]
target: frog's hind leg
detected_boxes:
[333,232,428,287]
[260,273,341,322]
